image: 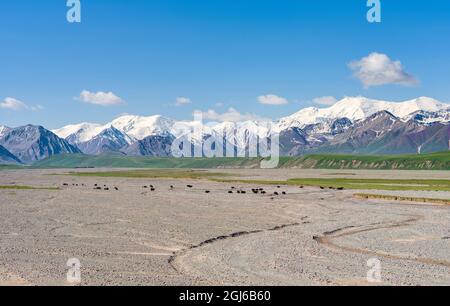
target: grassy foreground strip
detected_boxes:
[286,178,450,191]
[0,185,59,191]
[354,193,450,205]
[70,169,231,180]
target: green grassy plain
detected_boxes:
[280,151,450,170]
[31,151,450,170]
[33,154,263,169]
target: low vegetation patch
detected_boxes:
[0,185,59,191]
[286,178,450,191]
[354,193,450,205]
[0,164,25,170]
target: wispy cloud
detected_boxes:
[175,97,192,106]
[196,107,269,122]
[257,94,289,105]
[77,90,125,106]
[0,97,43,111]
[313,96,338,106]
[349,52,418,88]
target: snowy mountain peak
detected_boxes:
[110,114,175,140]
[0,125,10,138]
[403,109,450,125]
[52,122,104,144]
[96,126,135,145]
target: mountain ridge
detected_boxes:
[0,125,81,164]
[0,145,21,164]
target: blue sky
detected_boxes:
[1,0,449,129]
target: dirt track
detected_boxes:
[0,169,449,286]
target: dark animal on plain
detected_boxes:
[261,191,267,194]
[114,187,119,191]
[241,191,246,194]
[151,188,156,191]
[320,186,325,190]
[337,187,345,190]
[63,183,68,186]
[143,186,148,189]
[299,186,304,189]
[150,185,154,188]
[205,191,211,194]
[187,185,193,188]
[94,187,101,190]
[237,190,241,194]
[104,188,109,191]
[228,191,233,194]
[274,192,279,196]
[170,186,174,190]
[277,186,281,189]
[94,184,98,187]
[231,187,235,189]
[282,192,286,195]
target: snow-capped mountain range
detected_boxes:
[277,96,449,130]
[0,97,449,164]
[54,96,449,142]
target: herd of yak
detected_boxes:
[62,182,345,198]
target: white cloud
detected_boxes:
[31,105,44,111]
[196,107,269,122]
[78,90,125,106]
[175,97,192,106]
[349,52,418,88]
[0,97,43,111]
[257,94,289,105]
[313,96,338,106]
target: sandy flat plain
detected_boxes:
[0,168,449,286]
